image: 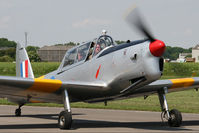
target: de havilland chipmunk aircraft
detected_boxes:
[0,9,199,130]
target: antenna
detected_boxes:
[25,32,28,48]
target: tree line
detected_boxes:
[0,38,193,62]
[163,46,192,60]
[0,38,41,62]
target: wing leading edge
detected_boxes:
[131,77,199,96]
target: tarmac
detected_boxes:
[0,105,199,132]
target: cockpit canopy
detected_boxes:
[62,35,115,68]
[96,35,114,48]
[63,42,90,67]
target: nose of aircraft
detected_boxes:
[149,40,166,57]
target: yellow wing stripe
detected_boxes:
[37,75,45,79]
[26,79,62,93]
[169,78,194,89]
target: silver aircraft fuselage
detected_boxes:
[43,39,163,103]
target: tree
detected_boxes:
[25,46,41,62]
[0,48,16,62]
[0,55,14,62]
[65,42,77,46]
[28,51,41,62]
[26,46,40,52]
[163,46,191,60]
[5,48,16,59]
[0,50,5,57]
[0,38,17,62]
[185,54,192,58]
[0,38,17,48]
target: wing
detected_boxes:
[85,77,199,103]
[0,76,107,104]
[131,77,199,96]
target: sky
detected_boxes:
[0,0,199,48]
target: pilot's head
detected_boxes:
[94,44,101,55]
[78,52,83,61]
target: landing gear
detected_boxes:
[168,109,182,127]
[15,104,24,116]
[15,108,21,116]
[58,111,72,129]
[158,88,182,127]
[58,90,72,130]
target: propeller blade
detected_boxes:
[124,6,155,42]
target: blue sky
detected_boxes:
[0,0,199,48]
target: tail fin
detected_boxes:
[16,43,34,78]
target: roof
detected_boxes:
[186,57,195,62]
[38,45,74,51]
[192,44,199,50]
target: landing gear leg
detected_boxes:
[58,90,72,129]
[15,104,24,116]
[158,88,182,127]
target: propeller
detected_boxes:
[124,6,155,42]
[124,6,165,57]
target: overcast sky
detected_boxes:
[0,0,199,48]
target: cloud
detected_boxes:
[72,18,111,28]
[0,16,11,29]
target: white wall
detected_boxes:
[192,49,199,62]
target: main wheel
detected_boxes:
[58,111,72,129]
[15,108,21,116]
[168,109,182,127]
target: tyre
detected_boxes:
[168,109,182,127]
[58,111,72,129]
[15,109,21,116]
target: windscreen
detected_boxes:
[76,42,90,62]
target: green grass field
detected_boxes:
[1,62,199,113]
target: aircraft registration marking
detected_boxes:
[169,78,194,89]
[95,65,101,79]
[27,79,62,93]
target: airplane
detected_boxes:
[0,8,198,130]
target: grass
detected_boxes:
[1,62,199,113]
[0,62,60,77]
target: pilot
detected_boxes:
[77,52,84,61]
[93,44,101,56]
[87,42,102,60]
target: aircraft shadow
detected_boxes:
[0,113,198,131]
[0,113,84,120]
[72,119,196,131]
[0,123,57,129]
